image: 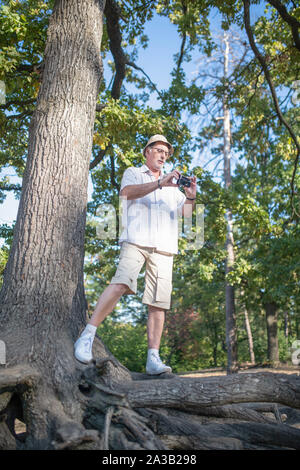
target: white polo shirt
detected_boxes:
[119,164,186,254]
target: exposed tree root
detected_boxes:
[121,371,300,411]
[1,362,300,450]
[137,406,300,450]
[53,421,101,450]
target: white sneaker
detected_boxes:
[74,334,94,364]
[146,352,172,375]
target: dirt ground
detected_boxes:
[179,364,300,377]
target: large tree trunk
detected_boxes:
[1,1,300,452]
[0,0,112,448]
[0,0,105,360]
[223,32,238,374]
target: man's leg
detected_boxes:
[74,283,128,363]
[142,250,173,375]
[89,283,128,327]
[146,305,172,374]
[75,242,145,364]
[147,305,165,350]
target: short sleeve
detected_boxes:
[120,167,138,190]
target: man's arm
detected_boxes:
[120,169,181,200]
[120,180,160,200]
[182,175,197,216]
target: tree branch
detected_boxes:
[0,183,22,192]
[175,1,188,77]
[243,0,300,219]
[104,0,161,100]
[0,98,36,110]
[126,60,162,98]
[89,146,109,171]
[92,0,161,173]
[176,32,187,76]
[267,0,300,52]
[104,0,127,100]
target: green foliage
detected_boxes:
[0,0,52,172]
[1,0,300,373]
[97,318,149,373]
[156,0,214,53]
[96,316,171,373]
[93,97,191,165]
[0,245,8,288]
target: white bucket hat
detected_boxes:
[143,134,174,156]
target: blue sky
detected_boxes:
[0,3,268,233]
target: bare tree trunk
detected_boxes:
[223,32,238,374]
[244,306,255,365]
[284,310,289,344]
[264,301,280,365]
[240,289,255,364]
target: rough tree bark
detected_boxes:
[1,0,300,452]
[0,0,113,449]
[223,32,238,374]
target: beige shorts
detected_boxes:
[110,242,174,310]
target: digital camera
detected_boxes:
[176,175,191,188]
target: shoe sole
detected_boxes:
[74,354,93,365]
[146,368,172,375]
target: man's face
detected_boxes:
[145,141,170,171]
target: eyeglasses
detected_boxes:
[151,147,170,158]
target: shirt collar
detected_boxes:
[141,163,165,176]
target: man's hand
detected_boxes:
[160,169,181,187]
[184,175,197,199]
[160,170,197,200]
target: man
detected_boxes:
[74,134,197,374]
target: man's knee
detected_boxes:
[110,283,129,296]
[148,305,166,314]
